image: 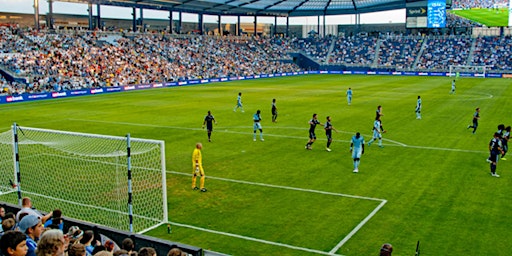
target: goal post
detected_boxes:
[0,124,167,233]
[448,65,488,77]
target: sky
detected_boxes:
[0,0,406,25]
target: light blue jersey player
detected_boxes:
[346,88,353,105]
[415,95,422,119]
[234,92,244,112]
[350,132,365,173]
[368,116,385,148]
[253,110,263,141]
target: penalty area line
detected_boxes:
[170,171,386,255]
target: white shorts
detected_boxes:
[253,122,262,130]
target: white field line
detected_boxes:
[68,118,486,153]
[170,171,386,256]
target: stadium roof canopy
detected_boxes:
[55,0,405,17]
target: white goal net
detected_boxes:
[0,125,167,233]
[448,65,487,77]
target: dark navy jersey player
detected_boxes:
[305,113,323,150]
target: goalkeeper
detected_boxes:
[191,143,206,192]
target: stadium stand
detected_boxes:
[471,36,512,71]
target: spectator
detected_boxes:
[120,238,134,255]
[16,197,52,224]
[44,209,63,231]
[137,247,156,256]
[166,248,186,256]
[67,226,84,245]
[68,243,86,256]
[1,218,16,236]
[0,230,27,256]
[18,215,44,256]
[79,230,98,256]
[35,229,68,256]
[0,206,5,222]
[113,249,128,256]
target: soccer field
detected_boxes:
[1,75,512,255]
[450,8,509,27]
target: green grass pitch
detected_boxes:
[1,75,512,255]
[450,8,509,27]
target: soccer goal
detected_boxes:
[448,65,488,77]
[0,123,167,233]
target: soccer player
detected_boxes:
[305,113,323,150]
[191,143,206,192]
[415,95,422,119]
[202,111,217,142]
[253,110,264,141]
[350,132,365,173]
[368,116,385,148]
[450,80,456,94]
[346,88,353,105]
[467,108,480,134]
[488,132,504,177]
[375,105,383,120]
[501,126,510,160]
[271,99,278,123]
[233,92,244,112]
[324,116,338,152]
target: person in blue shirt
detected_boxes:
[253,110,263,141]
[350,132,365,173]
[18,215,43,256]
[415,95,422,119]
[368,116,385,148]
[450,79,456,94]
[233,92,244,112]
[346,88,353,105]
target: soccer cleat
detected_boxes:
[208,139,211,142]
[253,138,256,141]
[261,138,264,141]
[485,158,492,163]
[379,145,384,148]
[193,187,199,190]
[492,173,500,178]
[353,169,358,173]
[200,188,207,192]
[326,148,331,152]
[467,125,470,129]
[367,142,371,146]
[501,157,507,160]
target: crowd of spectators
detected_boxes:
[289,36,334,62]
[0,199,188,256]
[472,36,512,70]
[3,26,512,96]
[416,36,473,71]
[377,36,423,69]
[330,36,377,66]
[0,28,301,95]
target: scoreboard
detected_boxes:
[427,0,446,28]
[406,0,446,28]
